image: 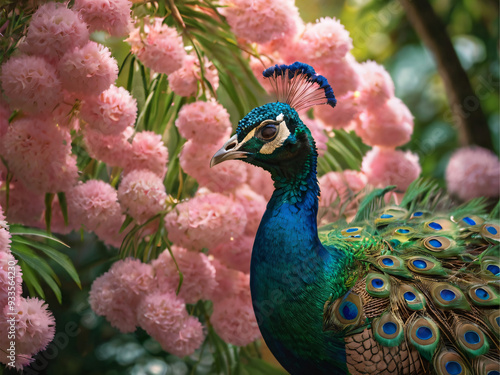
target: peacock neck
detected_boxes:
[250,145,349,375]
[258,147,328,261]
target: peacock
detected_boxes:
[210,62,500,375]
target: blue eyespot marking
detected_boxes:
[352,235,361,238]
[440,289,456,301]
[382,322,397,335]
[413,260,427,269]
[413,212,423,217]
[381,214,393,219]
[404,292,416,301]
[345,228,358,233]
[462,217,476,225]
[429,239,442,247]
[416,326,432,340]
[475,288,489,300]
[382,258,394,266]
[488,370,500,375]
[445,361,462,375]
[496,317,500,327]
[486,226,498,235]
[371,279,384,289]
[487,264,500,275]
[397,229,410,234]
[464,331,480,345]
[340,301,358,321]
[429,222,443,230]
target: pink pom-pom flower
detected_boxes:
[168,54,219,97]
[446,146,500,201]
[233,184,267,235]
[118,169,167,224]
[245,164,274,200]
[355,97,413,148]
[94,212,127,248]
[89,258,155,333]
[208,258,250,302]
[66,180,122,232]
[58,41,118,97]
[89,271,136,332]
[21,2,89,62]
[211,294,260,346]
[123,131,169,178]
[293,17,352,69]
[80,85,137,135]
[165,192,247,251]
[180,140,247,192]
[153,246,216,303]
[0,178,45,227]
[357,61,395,109]
[2,297,55,357]
[162,316,205,357]
[2,118,78,193]
[73,0,132,37]
[220,0,300,44]
[1,55,63,115]
[210,235,253,274]
[175,100,231,144]
[84,126,133,167]
[361,147,421,191]
[127,18,186,75]
[314,91,364,130]
[320,53,361,97]
[137,292,188,338]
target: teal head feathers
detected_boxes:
[211,62,336,178]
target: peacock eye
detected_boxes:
[259,124,277,140]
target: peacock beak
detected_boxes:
[210,134,249,167]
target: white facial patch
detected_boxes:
[276,113,284,122]
[260,121,290,155]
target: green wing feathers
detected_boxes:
[321,179,500,374]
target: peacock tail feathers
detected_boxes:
[321,178,500,374]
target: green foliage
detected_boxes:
[317,130,370,175]
[9,225,81,304]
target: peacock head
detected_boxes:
[211,62,336,178]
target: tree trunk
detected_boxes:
[399,0,493,149]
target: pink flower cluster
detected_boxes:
[118,169,167,224]
[127,17,186,75]
[165,192,247,251]
[0,206,55,370]
[0,1,143,240]
[73,0,132,37]
[168,54,220,97]
[89,253,259,356]
[446,146,500,201]
[176,100,249,192]
[80,85,137,135]
[0,0,168,241]
[220,0,301,44]
[2,118,78,194]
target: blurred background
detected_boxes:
[4,0,498,374]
